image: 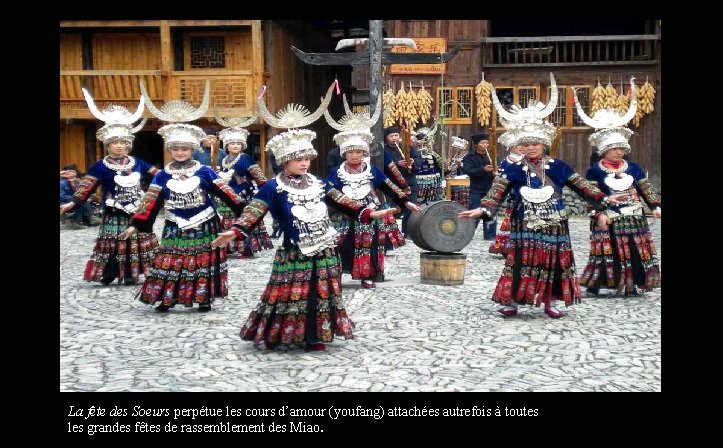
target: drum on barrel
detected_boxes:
[407,200,476,285]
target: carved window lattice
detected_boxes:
[179,78,248,109]
[190,37,226,69]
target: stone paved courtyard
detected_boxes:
[60,214,661,392]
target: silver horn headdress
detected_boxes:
[82,88,146,148]
[139,79,210,123]
[491,72,558,147]
[324,94,381,156]
[215,107,257,150]
[573,77,638,155]
[258,81,336,164]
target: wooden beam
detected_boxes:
[480,34,660,43]
[483,60,657,67]
[61,20,160,28]
[167,20,251,27]
[290,44,462,65]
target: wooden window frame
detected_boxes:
[436,86,473,125]
[545,84,593,129]
[183,32,228,70]
[490,85,540,128]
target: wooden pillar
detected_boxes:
[369,20,384,171]
[252,20,266,175]
[160,20,172,165]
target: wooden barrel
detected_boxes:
[407,200,476,253]
[420,252,467,285]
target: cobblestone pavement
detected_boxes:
[60,214,661,392]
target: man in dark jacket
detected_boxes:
[462,133,497,240]
[383,126,422,234]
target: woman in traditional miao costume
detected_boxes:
[413,123,445,205]
[119,122,246,312]
[323,100,421,289]
[459,73,627,318]
[212,83,397,351]
[215,117,273,258]
[572,79,661,297]
[488,128,527,256]
[60,89,159,285]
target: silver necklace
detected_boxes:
[221,153,242,170]
[103,155,135,174]
[165,160,201,179]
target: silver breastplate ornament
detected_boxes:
[277,173,338,256]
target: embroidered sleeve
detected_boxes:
[325,184,367,219]
[385,162,411,194]
[130,184,164,232]
[248,164,267,187]
[209,177,247,215]
[71,174,100,204]
[379,178,409,209]
[232,198,269,236]
[147,166,160,176]
[636,177,661,209]
[565,172,606,208]
[479,176,511,214]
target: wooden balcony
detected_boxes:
[60,70,257,119]
[481,35,660,67]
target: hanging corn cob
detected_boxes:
[383,86,396,128]
[417,84,433,126]
[631,82,646,127]
[615,78,630,114]
[639,78,656,114]
[394,83,407,125]
[590,78,606,115]
[474,78,493,126]
[604,79,619,109]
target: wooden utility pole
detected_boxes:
[291,20,460,170]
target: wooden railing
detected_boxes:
[60,70,256,119]
[480,35,660,67]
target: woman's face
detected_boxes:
[344,149,365,165]
[603,147,626,163]
[285,157,311,175]
[226,142,245,155]
[510,144,526,157]
[169,145,194,162]
[107,140,129,158]
[523,143,544,159]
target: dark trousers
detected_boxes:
[469,190,497,240]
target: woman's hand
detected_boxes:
[405,202,422,213]
[369,209,395,220]
[596,214,610,231]
[458,208,484,220]
[606,194,628,205]
[652,208,661,218]
[119,226,137,239]
[211,230,237,248]
[60,202,75,215]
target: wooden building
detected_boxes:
[60,20,661,190]
[60,20,340,176]
[350,20,661,190]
